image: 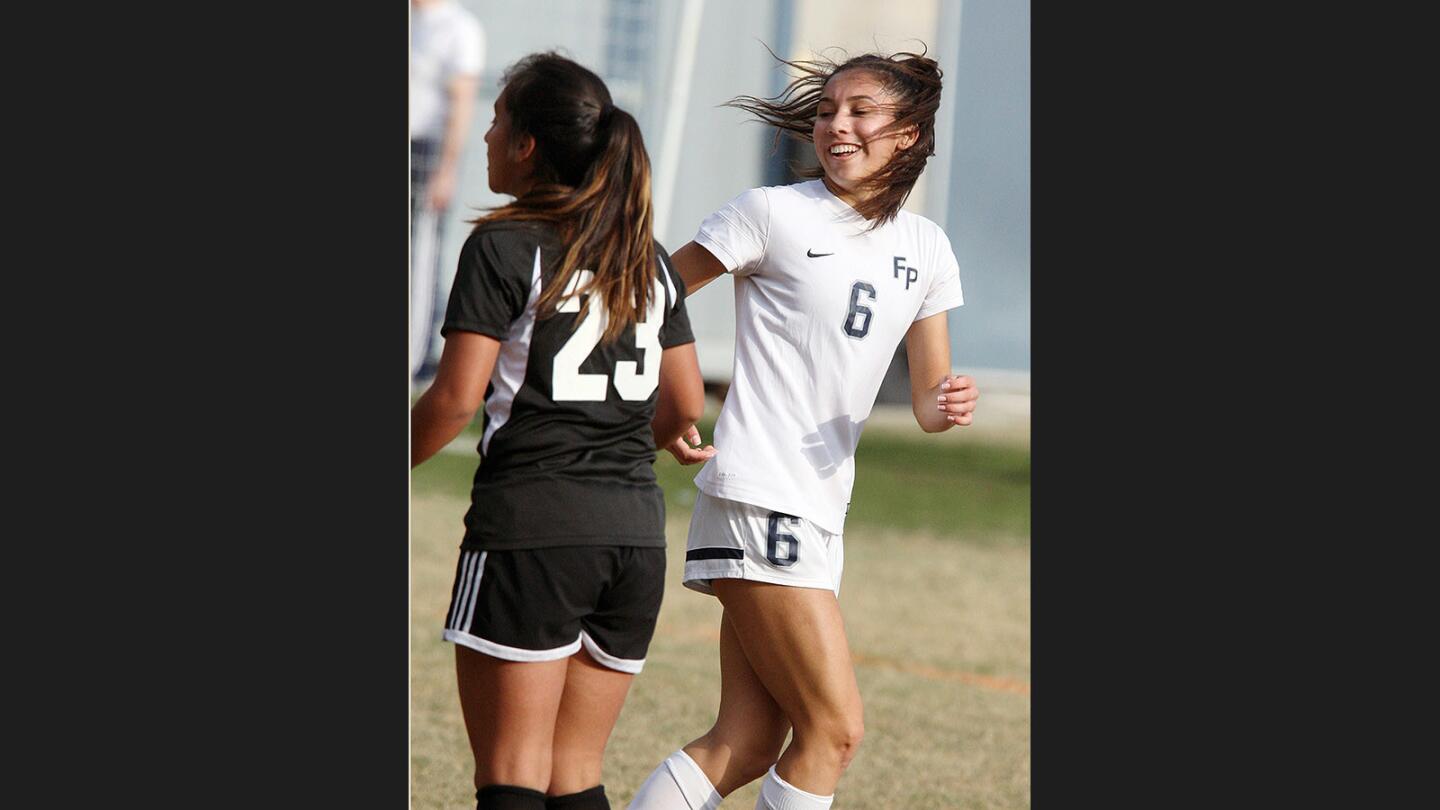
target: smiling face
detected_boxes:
[812,69,917,206]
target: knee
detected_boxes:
[477,747,552,791]
[799,711,864,772]
[835,716,864,771]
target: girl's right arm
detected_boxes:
[411,331,501,467]
[669,241,728,295]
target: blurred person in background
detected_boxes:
[412,0,485,386]
[628,49,979,810]
[410,53,707,810]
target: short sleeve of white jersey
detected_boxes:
[694,187,770,277]
[915,226,965,321]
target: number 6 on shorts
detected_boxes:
[766,512,801,567]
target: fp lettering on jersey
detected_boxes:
[893,256,919,290]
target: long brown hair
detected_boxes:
[727,47,944,227]
[471,52,655,343]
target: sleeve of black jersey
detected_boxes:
[655,242,695,349]
[440,228,535,340]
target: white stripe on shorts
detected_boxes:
[447,550,487,631]
[446,551,474,629]
[462,551,486,632]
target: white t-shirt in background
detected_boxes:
[692,179,964,535]
[410,1,485,141]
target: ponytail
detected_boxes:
[470,53,657,343]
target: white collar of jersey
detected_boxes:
[804,178,868,223]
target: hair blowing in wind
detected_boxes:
[727,47,944,227]
[472,52,656,344]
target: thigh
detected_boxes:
[690,610,792,795]
[713,609,789,744]
[549,548,663,790]
[455,645,570,790]
[549,648,635,795]
[710,579,861,733]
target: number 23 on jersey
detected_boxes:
[552,270,666,402]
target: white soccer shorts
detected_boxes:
[683,491,844,597]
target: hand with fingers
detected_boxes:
[665,424,718,465]
[936,374,979,427]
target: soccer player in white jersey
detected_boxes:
[628,51,980,810]
[411,54,705,810]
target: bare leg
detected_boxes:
[547,647,635,796]
[682,610,792,796]
[710,579,863,796]
[455,645,570,791]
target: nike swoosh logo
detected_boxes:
[807,249,834,258]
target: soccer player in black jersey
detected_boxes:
[411,53,707,810]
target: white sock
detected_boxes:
[627,749,722,810]
[754,766,833,810]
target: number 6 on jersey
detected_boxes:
[843,281,876,339]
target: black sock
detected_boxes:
[476,784,547,810]
[545,785,609,810]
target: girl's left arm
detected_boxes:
[652,342,710,453]
[411,331,501,467]
[905,311,979,433]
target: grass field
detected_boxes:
[412,412,1030,808]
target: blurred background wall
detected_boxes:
[433,0,1028,400]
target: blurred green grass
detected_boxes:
[417,414,1030,544]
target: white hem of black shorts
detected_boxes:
[580,630,645,674]
[443,629,582,662]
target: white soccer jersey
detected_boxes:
[410,1,485,141]
[692,179,965,535]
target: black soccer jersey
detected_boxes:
[441,221,694,551]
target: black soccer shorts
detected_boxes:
[442,545,666,673]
